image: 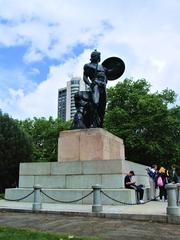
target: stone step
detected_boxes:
[19,160,148,176]
[5,187,150,205]
[19,174,149,189]
[18,160,150,189]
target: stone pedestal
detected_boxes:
[58,128,125,162]
[5,128,151,205]
[5,159,150,205]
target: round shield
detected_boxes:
[102,57,125,80]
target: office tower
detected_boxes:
[58,77,85,121]
[57,87,67,121]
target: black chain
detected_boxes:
[0,187,161,205]
[2,190,35,201]
[143,194,160,204]
[101,190,160,205]
[101,190,138,205]
[40,190,93,203]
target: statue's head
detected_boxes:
[90,50,101,63]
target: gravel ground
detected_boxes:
[0,212,179,240]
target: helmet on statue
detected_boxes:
[90,49,101,63]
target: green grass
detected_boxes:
[0,226,98,240]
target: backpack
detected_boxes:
[157,176,163,187]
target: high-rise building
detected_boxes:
[57,87,67,121]
[58,77,86,121]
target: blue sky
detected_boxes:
[0,0,180,119]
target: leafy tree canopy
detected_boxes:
[0,110,32,191]
[18,117,71,162]
[104,78,180,168]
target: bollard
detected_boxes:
[92,184,103,213]
[166,183,180,216]
[32,185,42,212]
[177,183,180,205]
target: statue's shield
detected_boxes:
[102,57,125,80]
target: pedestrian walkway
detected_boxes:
[0,199,180,224]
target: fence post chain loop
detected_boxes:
[166,183,180,216]
[32,185,42,212]
[92,184,102,213]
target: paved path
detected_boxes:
[0,199,168,215]
[0,211,180,240]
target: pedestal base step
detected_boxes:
[5,188,150,205]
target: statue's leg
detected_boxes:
[98,87,106,127]
[92,84,99,105]
[91,84,101,127]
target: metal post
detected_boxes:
[32,185,42,212]
[92,184,103,212]
[177,183,180,206]
[166,183,180,216]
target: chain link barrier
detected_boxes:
[0,187,161,205]
[101,190,160,205]
[40,189,93,204]
[1,190,35,202]
[101,190,138,205]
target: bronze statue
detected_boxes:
[71,50,125,129]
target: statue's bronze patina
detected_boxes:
[71,50,125,129]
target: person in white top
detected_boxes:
[146,164,158,200]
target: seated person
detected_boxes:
[124,170,144,204]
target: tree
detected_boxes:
[18,117,71,162]
[104,78,180,168]
[0,110,32,192]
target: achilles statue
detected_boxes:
[71,50,125,129]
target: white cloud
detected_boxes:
[5,51,90,119]
[0,0,180,118]
[8,88,24,99]
[0,0,114,63]
[150,58,166,73]
[28,68,40,76]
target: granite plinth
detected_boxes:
[58,128,125,162]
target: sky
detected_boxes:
[0,0,180,119]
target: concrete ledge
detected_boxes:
[18,160,149,189]
[82,160,123,174]
[19,176,35,188]
[51,161,82,175]
[5,188,34,202]
[5,187,150,205]
[66,175,102,189]
[34,176,66,189]
[18,173,148,189]
[20,162,51,175]
[19,160,149,176]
